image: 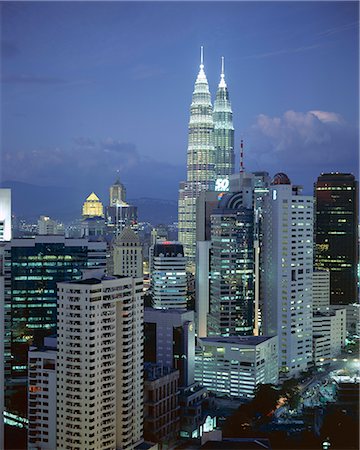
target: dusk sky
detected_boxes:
[1,1,359,204]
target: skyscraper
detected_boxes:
[261,174,313,377]
[57,272,144,449]
[213,57,235,180]
[109,177,126,206]
[207,192,254,337]
[112,226,143,278]
[314,173,358,304]
[150,242,187,309]
[0,189,11,242]
[178,48,215,263]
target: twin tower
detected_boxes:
[178,47,235,261]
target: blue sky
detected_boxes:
[1,1,359,201]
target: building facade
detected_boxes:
[261,174,313,377]
[213,57,234,180]
[195,336,278,399]
[313,270,331,310]
[112,226,143,278]
[82,192,104,218]
[208,192,254,337]
[150,242,187,309]
[178,49,215,263]
[314,173,358,304]
[0,189,11,242]
[57,273,143,449]
[28,336,57,450]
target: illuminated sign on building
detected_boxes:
[215,178,230,192]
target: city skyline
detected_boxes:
[1,1,359,206]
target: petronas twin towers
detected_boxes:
[178,47,235,261]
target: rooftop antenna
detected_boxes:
[200,46,204,68]
[221,56,225,77]
[240,139,245,173]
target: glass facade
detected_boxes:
[208,193,254,336]
[213,62,234,179]
[315,173,359,304]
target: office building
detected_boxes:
[143,364,180,444]
[27,336,57,450]
[38,216,63,235]
[195,336,278,399]
[57,272,143,449]
[0,270,4,448]
[315,173,358,304]
[113,226,143,278]
[144,308,195,387]
[0,189,11,242]
[313,307,346,364]
[178,48,215,263]
[195,240,211,337]
[82,192,104,218]
[109,177,126,206]
[313,270,330,310]
[150,242,187,309]
[213,57,234,180]
[208,192,254,337]
[3,235,106,422]
[261,173,313,377]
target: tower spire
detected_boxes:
[219,56,227,88]
[200,45,204,68]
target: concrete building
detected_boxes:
[37,216,63,235]
[261,173,313,377]
[195,336,278,399]
[27,336,57,450]
[113,226,143,278]
[57,272,144,449]
[313,270,330,310]
[150,242,187,309]
[143,364,180,445]
[144,308,195,387]
[0,189,11,241]
[313,307,346,357]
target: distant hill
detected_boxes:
[1,180,178,225]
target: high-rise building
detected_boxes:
[0,269,4,448]
[143,364,180,444]
[27,336,57,450]
[3,236,106,420]
[0,188,11,242]
[57,272,143,449]
[178,48,215,263]
[109,177,126,206]
[195,336,278,399]
[106,178,138,237]
[144,307,195,387]
[82,192,104,218]
[150,242,187,309]
[112,226,143,278]
[314,173,358,304]
[207,192,254,337]
[213,57,234,180]
[313,270,330,310]
[261,173,313,377]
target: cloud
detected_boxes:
[1,74,68,85]
[244,44,321,60]
[246,110,358,190]
[2,138,183,200]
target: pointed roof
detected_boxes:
[218,56,227,89]
[115,226,140,245]
[86,192,100,201]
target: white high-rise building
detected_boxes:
[313,307,346,362]
[38,216,63,235]
[113,226,143,278]
[57,271,143,449]
[313,270,330,310]
[262,173,313,377]
[0,189,11,241]
[150,242,187,309]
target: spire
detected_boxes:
[196,45,207,82]
[219,56,227,88]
